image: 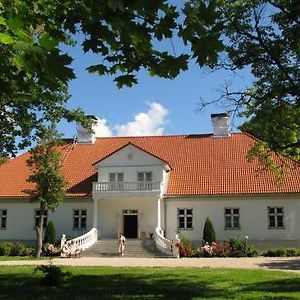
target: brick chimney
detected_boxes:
[211,113,230,137]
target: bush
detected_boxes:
[263,248,300,257]
[0,242,12,256]
[35,264,71,287]
[176,235,194,257]
[202,217,216,245]
[9,242,27,256]
[42,243,60,256]
[9,242,34,256]
[228,237,258,257]
[44,221,56,245]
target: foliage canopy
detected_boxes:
[1,0,299,163]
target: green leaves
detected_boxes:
[191,35,223,66]
[86,64,108,76]
[39,34,58,51]
[114,75,138,89]
[179,0,224,67]
[0,32,14,44]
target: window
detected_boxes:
[109,172,124,190]
[109,172,124,182]
[177,208,193,230]
[268,207,284,229]
[224,208,240,229]
[35,210,48,228]
[0,209,7,229]
[73,209,87,229]
[137,172,152,190]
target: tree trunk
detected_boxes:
[35,202,45,257]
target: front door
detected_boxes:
[123,215,138,238]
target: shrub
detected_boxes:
[9,242,26,256]
[286,248,300,257]
[263,248,300,257]
[229,237,258,257]
[44,221,56,245]
[213,241,232,257]
[42,243,60,256]
[202,217,216,245]
[9,242,34,256]
[35,264,71,287]
[0,242,12,256]
[174,234,196,257]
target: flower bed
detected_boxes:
[176,237,258,258]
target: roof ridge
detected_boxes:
[61,131,246,140]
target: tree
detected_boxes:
[44,221,56,245]
[197,0,300,162]
[0,0,223,157]
[0,0,180,155]
[26,126,66,257]
[2,0,298,162]
[202,217,216,244]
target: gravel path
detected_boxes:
[1,257,300,273]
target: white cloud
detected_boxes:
[115,102,168,136]
[93,118,113,137]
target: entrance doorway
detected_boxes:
[123,210,138,238]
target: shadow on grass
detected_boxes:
[259,259,300,271]
[242,277,300,294]
[0,268,300,299]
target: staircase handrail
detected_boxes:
[63,227,98,251]
[154,227,176,257]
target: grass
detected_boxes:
[0,266,300,299]
[0,256,45,261]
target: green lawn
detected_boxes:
[0,266,299,299]
[0,256,44,261]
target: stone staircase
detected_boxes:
[82,239,172,258]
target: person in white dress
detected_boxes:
[118,233,126,256]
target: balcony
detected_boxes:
[93,181,162,198]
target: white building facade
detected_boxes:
[0,114,300,250]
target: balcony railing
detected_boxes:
[93,181,161,192]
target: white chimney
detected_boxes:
[76,116,112,143]
[76,116,98,144]
[211,113,230,137]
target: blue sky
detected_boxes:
[58,32,252,139]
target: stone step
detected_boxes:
[82,239,172,258]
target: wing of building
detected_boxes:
[0,114,299,251]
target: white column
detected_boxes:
[157,197,161,230]
[93,198,98,228]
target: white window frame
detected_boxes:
[109,172,124,190]
[109,172,124,182]
[34,209,48,229]
[177,208,193,230]
[268,207,284,229]
[0,209,7,230]
[137,171,152,190]
[73,209,87,229]
[224,208,240,230]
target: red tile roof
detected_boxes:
[0,133,299,198]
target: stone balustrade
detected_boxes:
[154,227,177,257]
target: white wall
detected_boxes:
[0,199,93,242]
[165,195,300,243]
[97,197,157,239]
[95,144,166,183]
[2,194,300,246]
